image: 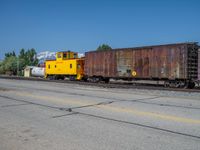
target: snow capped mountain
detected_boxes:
[37,51,85,64]
[78,53,85,58]
[37,51,56,64]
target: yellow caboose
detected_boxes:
[45,51,84,80]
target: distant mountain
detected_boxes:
[37,51,56,64]
[36,51,85,64]
[78,53,85,58]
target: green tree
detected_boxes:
[19,48,25,59]
[0,61,5,74]
[97,44,112,51]
[1,48,38,76]
[4,56,17,75]
[12,51,16,57]
[5,51,16,58]
[24,48,38,66]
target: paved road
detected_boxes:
[0,79,200,150]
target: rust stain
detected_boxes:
[85,43,199,80]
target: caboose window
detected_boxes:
[63,53,67,59]
[57,53,61,58]
[70,64,72,69]
[48,65,50,69]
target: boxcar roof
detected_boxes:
[86,42,198,53]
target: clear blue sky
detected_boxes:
[0,0,200,59]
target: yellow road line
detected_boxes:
[98,105,200,124]
[12,91,200,124]
[16,92,91,106]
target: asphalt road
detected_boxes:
[0,79,200,150]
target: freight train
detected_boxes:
[45,42,200,88]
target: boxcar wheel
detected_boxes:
[104,78,110,84]
[188,82,195,89]
[184,81,195,89]
[164,81,170,87]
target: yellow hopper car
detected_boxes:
[45,51,84,80]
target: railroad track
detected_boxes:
[0,75,200,93]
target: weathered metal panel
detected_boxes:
[149,44,188,79]
[85,43,198,80]
[84,51,116,77]
[179,45,188,79]
[115,44,188,79]
[116,49,133,77]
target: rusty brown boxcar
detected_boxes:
[84,42,199,88]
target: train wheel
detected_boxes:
[178,81,186,88]
[188,82,195,89]
[104,78,110,84]
[82,77,88,82]
[69,76,75,81]
[184,81,195,89]
[91,77,100,83]
[47,75,55,80]
[164,81,170,87]
[175,81,181,88]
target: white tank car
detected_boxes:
[31,67,45,77]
